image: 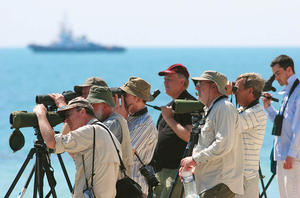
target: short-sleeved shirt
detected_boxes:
[54,119,121,198]
[153,90,196,169]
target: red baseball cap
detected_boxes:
[158,64,189,79]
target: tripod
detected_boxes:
[5,128,73,198]
[168,113,203,198]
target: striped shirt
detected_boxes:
[238,103,267,180]
[127,107,158,195]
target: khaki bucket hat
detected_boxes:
[120,77,151,102]
[192,70,228,96]
[74,77,108,94]
[87,86,115,107]
[57,97,94,113]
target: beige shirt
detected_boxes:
[55,119,121,198]
[192,98,244,195]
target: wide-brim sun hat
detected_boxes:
[120,77,151,102]
[192,70,228,96]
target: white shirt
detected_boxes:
[192,98,244,195]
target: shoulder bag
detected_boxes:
[95,122,143,198]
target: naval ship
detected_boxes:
[28,23,125,52]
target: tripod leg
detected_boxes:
[35,150,44,198]
[17,165,35,198]
[41,152,57,198]
[5,148,35,198]
[57,154,73,194]
[259,165,267,198]
[260,174,276,198]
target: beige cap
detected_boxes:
[74,77,108,94]
[120,77,151,101]
[192,70,228,96]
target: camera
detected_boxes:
[139,165,159,187]
[110,88,160,102]
[272,114,283,136]
[263,74,276,92]
[83,187,96,198]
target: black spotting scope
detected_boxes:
[36,91,79,107]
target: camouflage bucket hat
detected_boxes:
[57,97,94,113]
[74,77,108,94]
[87,86,115,107]
[192,70,228,96]
[120,77,151,101]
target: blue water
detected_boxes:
[1,48,300,197]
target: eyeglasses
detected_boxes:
[195,81,212,87]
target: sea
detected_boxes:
[1,47,300,197]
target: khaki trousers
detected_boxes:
[153,168,183,198]
[200,183,235,198]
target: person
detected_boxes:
[262,55,300,198]
[228,73,267,198]
[114,76,158,197]
[57,76,108,141]
[152,63,196,198]
[87,85,134,178]
[74,76,108,98]
[33,97,121,198]
[180,70,243,198]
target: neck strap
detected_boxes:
[280,79,299,115]
[94,122,127,176]
[82,126,96,189]
[239,99,259,113]
[204,96,227,119]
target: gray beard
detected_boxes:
[95,109,104,121]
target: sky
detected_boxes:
[1,0,300,47]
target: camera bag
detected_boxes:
[272,79,299,136]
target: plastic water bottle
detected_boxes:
[182,169,200,198]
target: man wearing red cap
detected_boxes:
[152,64,196,198]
